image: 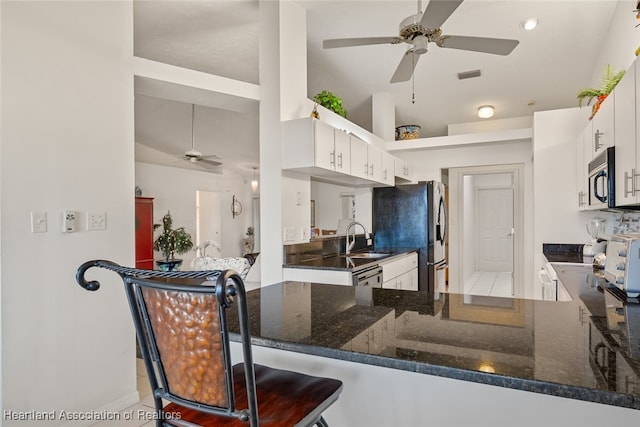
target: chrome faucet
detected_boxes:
[345,221,370,255]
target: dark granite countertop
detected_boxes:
[228,265,640,410]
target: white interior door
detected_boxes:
[476,187,514,272]
[196,190,222,255]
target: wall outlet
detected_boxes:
[87,212,107,231]
[283,227,297,242]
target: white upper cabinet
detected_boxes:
[590,92,615,159]
[282,117,398,186]
[394,157,413,182]
[334,127,351,175]
[350,134,369,180]
[615,58,638,206]
[380,151,396,186]
[576,126,588,210]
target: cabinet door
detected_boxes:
[314,120,336,171]
[334,128,351,174]
[394,157,412,181]
[576,130,587,210]
[350,135,369,179]
[591,93,615,158]
[135,197,154,269]
[615,60,637,206]
[367,144,383,182]
[380,151,395,186]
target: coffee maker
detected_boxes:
[583,218,607,263]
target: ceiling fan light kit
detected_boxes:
[322,0,519,84]
[478,105,494,119]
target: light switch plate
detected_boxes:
[30,212,47,233]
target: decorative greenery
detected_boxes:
[313,90,348,118]
[153,211,193,261]
[576,64,625,107]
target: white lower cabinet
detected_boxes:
[380,252,419,291]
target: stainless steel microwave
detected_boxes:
[588,147,615,209]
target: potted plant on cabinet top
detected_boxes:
[153,211,193,271]
[576,64,625,119]
[312,90,348,118]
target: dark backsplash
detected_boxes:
[283,234,373,265]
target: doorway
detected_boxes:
[447,164,524,298]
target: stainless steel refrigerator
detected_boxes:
[372,181,447,293]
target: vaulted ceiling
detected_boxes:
[133,0,626,175]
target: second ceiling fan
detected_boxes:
[323,0,519,83]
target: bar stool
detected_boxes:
[76,260,343,427]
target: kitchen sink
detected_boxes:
[343,252,391,259]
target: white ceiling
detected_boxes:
[133,0,622,175]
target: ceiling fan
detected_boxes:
[180,104,223,171]
[323,0,519,83]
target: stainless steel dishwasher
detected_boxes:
[352,264,383,287]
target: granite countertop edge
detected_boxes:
[230,334,640,410]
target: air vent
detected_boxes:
[457,69,482,80]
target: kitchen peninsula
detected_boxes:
[226,264,640,426]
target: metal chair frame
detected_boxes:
[76,260,261,426]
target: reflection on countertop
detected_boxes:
[227,264,640,410]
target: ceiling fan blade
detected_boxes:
[390,50,421,83]
[323,36,402,49]
[420,0,464,29]
[437,35,519,55]
[199,157,223,167]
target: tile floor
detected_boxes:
[463,271,513,297]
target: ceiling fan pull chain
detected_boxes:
[411,54,416,104]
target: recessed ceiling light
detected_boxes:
[520,17,538,31]
[478,105,494,119]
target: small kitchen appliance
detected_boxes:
[587,147,615,209]
[604,233,640,298]
[584,218,607,262]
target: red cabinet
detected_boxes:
[135,197,154,269]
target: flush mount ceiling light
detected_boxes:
[477,105,494,119]
[520,17,538,31]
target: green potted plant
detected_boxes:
[312,90,348,118]
[153,211,193,271]
[576,64,625,119]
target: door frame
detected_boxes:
[448,164,524,297]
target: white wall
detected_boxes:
[135,161,252,264]
[1,1,137,424]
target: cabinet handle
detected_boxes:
[369,163,374,177]
[578,191,584,207]
[594,129,603,151]
[337,152,343,168]
[330,150,336,167]
[364,163,369,176]
[625,170,634,197]
[383,169,387,180]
